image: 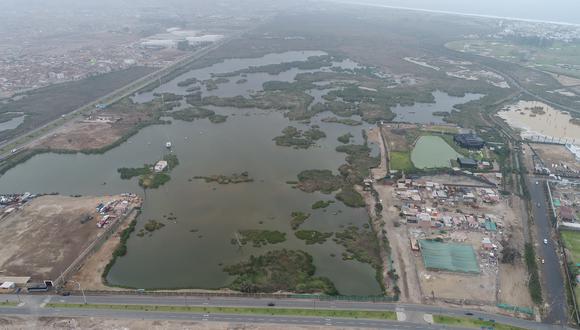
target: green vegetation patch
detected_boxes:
[139,173,170,189]
[144,219,165,232]
[223,249,338,294]
[199,91,315,121]
[560,230,580,305]
[177,77,198,87]
[46,303,396,320]
[117,154,178,189]
[153,92,184,102]
[238,230,287,247]
[434,315,525,330]
[335,186,365,208]
[209,114,228,123]
[296,170,343,194]
[166,107,227,124]
[273,126,326,149]
[117,166,149,180]
[321,117,362,126]
[213,55,335,77]
[295,230,333,245]
[137,219,166,237]
[290,211,311,230]
[102,219,137,282]
[312,200,335,209]
[336,143,380,180]
[194,171,254,184]
[337,133,353,144]
[334,226,381,270]
[524,243,543,304]
[390,151,415,172]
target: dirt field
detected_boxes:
[380,124,416,152]
[0,316,354,330]
[549,73,580,87]
[532,143,580,172]
[0,195,130,282]
[67,209,139,291]
[32,121,125,151]
[367,127,387,179]
[31,97,163,152]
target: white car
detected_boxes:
[541,259,545,264]
[543,238,548,245]
[535,181,539,185]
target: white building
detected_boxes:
[154,160,168,173]
[565,143,580,162]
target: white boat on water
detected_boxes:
[165,141,172,148]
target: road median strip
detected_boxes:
[434,315,525,330]
[46,303,396,320]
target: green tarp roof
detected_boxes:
[419,240,480,273]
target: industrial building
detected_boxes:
[457,157,478,169]
[454,133,485,149]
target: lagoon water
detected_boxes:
[0,51,384,295]
[392,91,482,124]
[0,50,479,294]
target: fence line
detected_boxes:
[54,208,140,288]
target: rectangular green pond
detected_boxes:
[411,135,461,169]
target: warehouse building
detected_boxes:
[457,157,478,169]
[454,133,485,149]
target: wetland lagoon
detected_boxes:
[0,50,483,295]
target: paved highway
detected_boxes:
[527,178,567,324]
[0,294,565,329]
[0,305,454,330]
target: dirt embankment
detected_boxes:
[366,127,423,303]
[67,210,139,291]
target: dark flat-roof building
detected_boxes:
[457,157,478,168]
[559,206,577,222]
[454,133,485,149]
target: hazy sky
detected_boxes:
[343,0,580,25]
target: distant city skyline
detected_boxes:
[334,0,580,25]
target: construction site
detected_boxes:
[367,124,533,314]
[0,193,142,292]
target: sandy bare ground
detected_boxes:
[67,209,139,291]
[419,265,496,303]
[532,143,580,172]
[367,127,422,303]
[32,121,124,151]
[0,195,126,282]
[374,184,423,304]
[0,316,362,330]
[367,127,387,179]
[549,73,580,87]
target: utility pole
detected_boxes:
[70,280,87,304]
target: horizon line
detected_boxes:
[322,0,580,27]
